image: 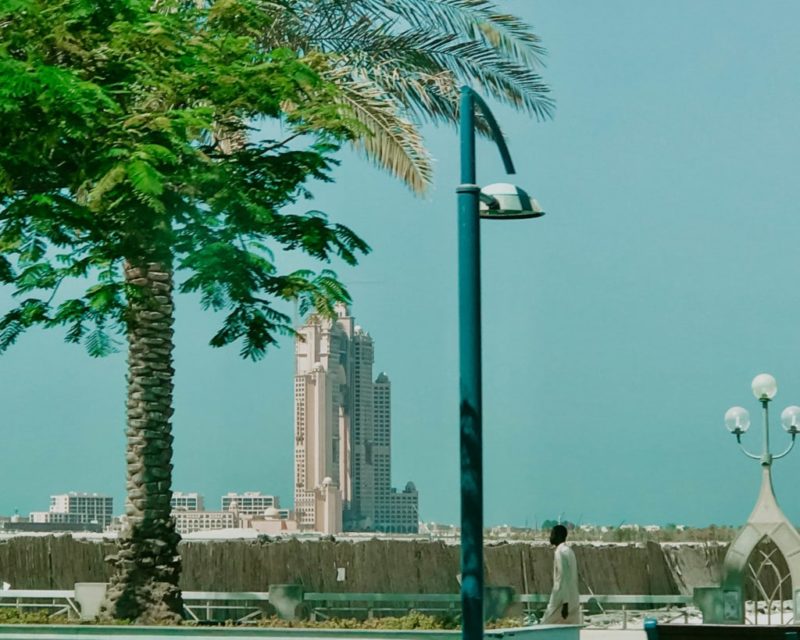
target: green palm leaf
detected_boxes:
[332,71,433,195]
[259,0,553,193]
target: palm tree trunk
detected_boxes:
[102,261,183,623]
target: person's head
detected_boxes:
[549,524,568,547]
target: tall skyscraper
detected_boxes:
[293,305,418,534]
[373,372,391,529]
[349,327,376,530]
[293,304,352,533]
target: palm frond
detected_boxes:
[299,0,547,66]
[331,72,433,195]
[323,27,553,120]
[427,36,553,119]
[362,0,547,67]
[254,0,554,192]
[364,66,460,127]
[296,10,554,121]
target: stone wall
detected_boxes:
[0,536,726,595]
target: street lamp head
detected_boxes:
[479,183,544,220]
[725,406,751,434]
[781,406,800,433]
[752,373,778,401]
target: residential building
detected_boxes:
[5,520,102,533]
[173,510,235,535]
[171,492,204,512]
[31,511,85,524]
[293,305,418,534]
[35,493,113,528]
[221,492,279,515]
[383,483,419,534]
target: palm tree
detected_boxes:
[260,0,554,193]
[0,0,367,623]
[1,0,552,624]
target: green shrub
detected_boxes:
[0,609,70,624]
[0,608,523,629]
[253,611,522,630]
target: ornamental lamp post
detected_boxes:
[457,85,544,640]
[714,374,800,625]
[724,373,799,464]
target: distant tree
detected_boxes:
[0,0,367,622]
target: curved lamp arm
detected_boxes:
[773,432,797,460]
[735,433,762,460]
[463,86,515,176]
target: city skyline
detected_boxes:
[7,486,722,532]
[5,1,800,528]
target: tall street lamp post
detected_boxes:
[457,85,544,640]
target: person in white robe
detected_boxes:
[541,524,582,625]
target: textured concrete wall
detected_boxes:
[0,537,726,595]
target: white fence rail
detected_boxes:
[0,588,695,626]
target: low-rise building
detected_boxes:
[380,482,419,534]
[171,492,204,512]
[241,507,299,535]
[30,493,113,529]
[221,492,279,515]
[5,520,102,533]
[173,510,235,535]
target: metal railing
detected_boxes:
[0,590,80,618]
[181,592,272,623]
[0,588,696,626]
[305,593,462,621]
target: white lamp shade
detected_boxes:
[725,406,751,433]
[752,373,778,401]
[781,406,800,432]
[479,183,544,219]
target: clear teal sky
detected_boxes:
[4,0,800,528]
